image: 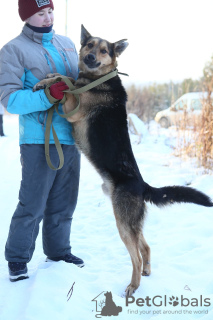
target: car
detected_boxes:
[155,92,209,128]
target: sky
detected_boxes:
[1,0,213,86]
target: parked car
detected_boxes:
[155,92,208,128]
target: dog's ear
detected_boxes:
[81,25,92,46]
[114,39,129,57]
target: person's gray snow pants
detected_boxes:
[5,144,80,263]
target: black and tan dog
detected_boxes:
[34,25,213,296]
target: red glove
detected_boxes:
[49,81,69,100]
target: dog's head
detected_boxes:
[78,25,128,77]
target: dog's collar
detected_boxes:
[78,69,128,81]
[117,70,129,77]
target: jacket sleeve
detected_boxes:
[0,43,52,115]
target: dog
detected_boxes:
[34,25,213,296]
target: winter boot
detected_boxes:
[8,262,29,282]
[46,253,84,268]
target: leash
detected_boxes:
[44,69,128,170]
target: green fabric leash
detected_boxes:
[44,69,127,170]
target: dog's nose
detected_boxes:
[87,53,96,62]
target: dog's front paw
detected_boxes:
[46,73,61,79]
[46,73,56,79]
[33,83,46,92]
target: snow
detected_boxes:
[0,115,213,320]
[128,113,147,133]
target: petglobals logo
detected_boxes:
[125,295,211,317]
[91,292,211,318]
[126,295,211,307]
[92,291,122,318]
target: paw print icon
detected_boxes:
[169,296,179,307]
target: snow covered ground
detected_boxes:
[0,115,212,320]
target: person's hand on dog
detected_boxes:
[49,81,69,100]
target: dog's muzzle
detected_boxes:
[84,53,101,69]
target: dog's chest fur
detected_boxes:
[71,75,142,183]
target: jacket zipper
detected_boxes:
[61,50,72,74]
[44,53,53,73]
[38,111,47,128]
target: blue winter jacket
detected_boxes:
[0,24,79,145]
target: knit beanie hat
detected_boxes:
[18,0,54,21]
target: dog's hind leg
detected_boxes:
[114,216,142,296]
[112,186,146,295]
[139,232,151,276]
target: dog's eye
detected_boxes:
[101,49,107,54]
[87,43,93,49]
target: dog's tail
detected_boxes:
[143,183,213,207]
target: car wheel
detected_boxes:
[159,117,169,128]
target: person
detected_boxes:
[0,102,5,137]
[0,0,84,282]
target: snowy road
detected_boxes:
[0,115,212,320]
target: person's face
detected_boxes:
[26,7,54,27]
